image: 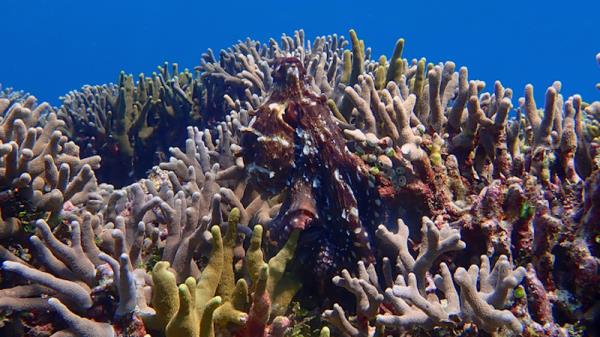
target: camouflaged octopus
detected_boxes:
[241,58,392,280]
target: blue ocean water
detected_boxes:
[1,0,598,106]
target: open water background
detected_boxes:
[1,0,598,106]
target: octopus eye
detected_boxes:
[273,57,306,86]
[283,106,298,127]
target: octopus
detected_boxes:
[241,57,393,279]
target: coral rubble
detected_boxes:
[1,29,599,337]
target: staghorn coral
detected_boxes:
[58,64,203,186]
[0,206,300,337]
[0,84,29,105]
[0,96,102,242]
[322,30,600,335]
[201,29,599,334]
[323,217,525,336]
[135,209,302,337]
[0,218,144,337]
[59,28,355,190]
[164,30,600,335]
[198,30,350,119]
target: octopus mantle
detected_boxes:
[241,58,392,276]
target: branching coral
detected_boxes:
[320,29,599,335]
[198,30,349,119]
[182,29,600,335]
[0,97,102,242]
[0,84,29,105]
[58,64,203,186]
[0,218,143,336]
[324,217,525,336]
[136,209,301,337]
[0,205,300,336]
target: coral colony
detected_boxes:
[0,30,599,337]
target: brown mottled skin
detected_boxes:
[242,57,392,277]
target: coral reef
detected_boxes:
[0,95,102,242]
[1,29,599,337]
[323,217,526,336]
[58,65,203,186]
[0,85,29,105]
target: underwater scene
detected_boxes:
[1,1,599,336]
